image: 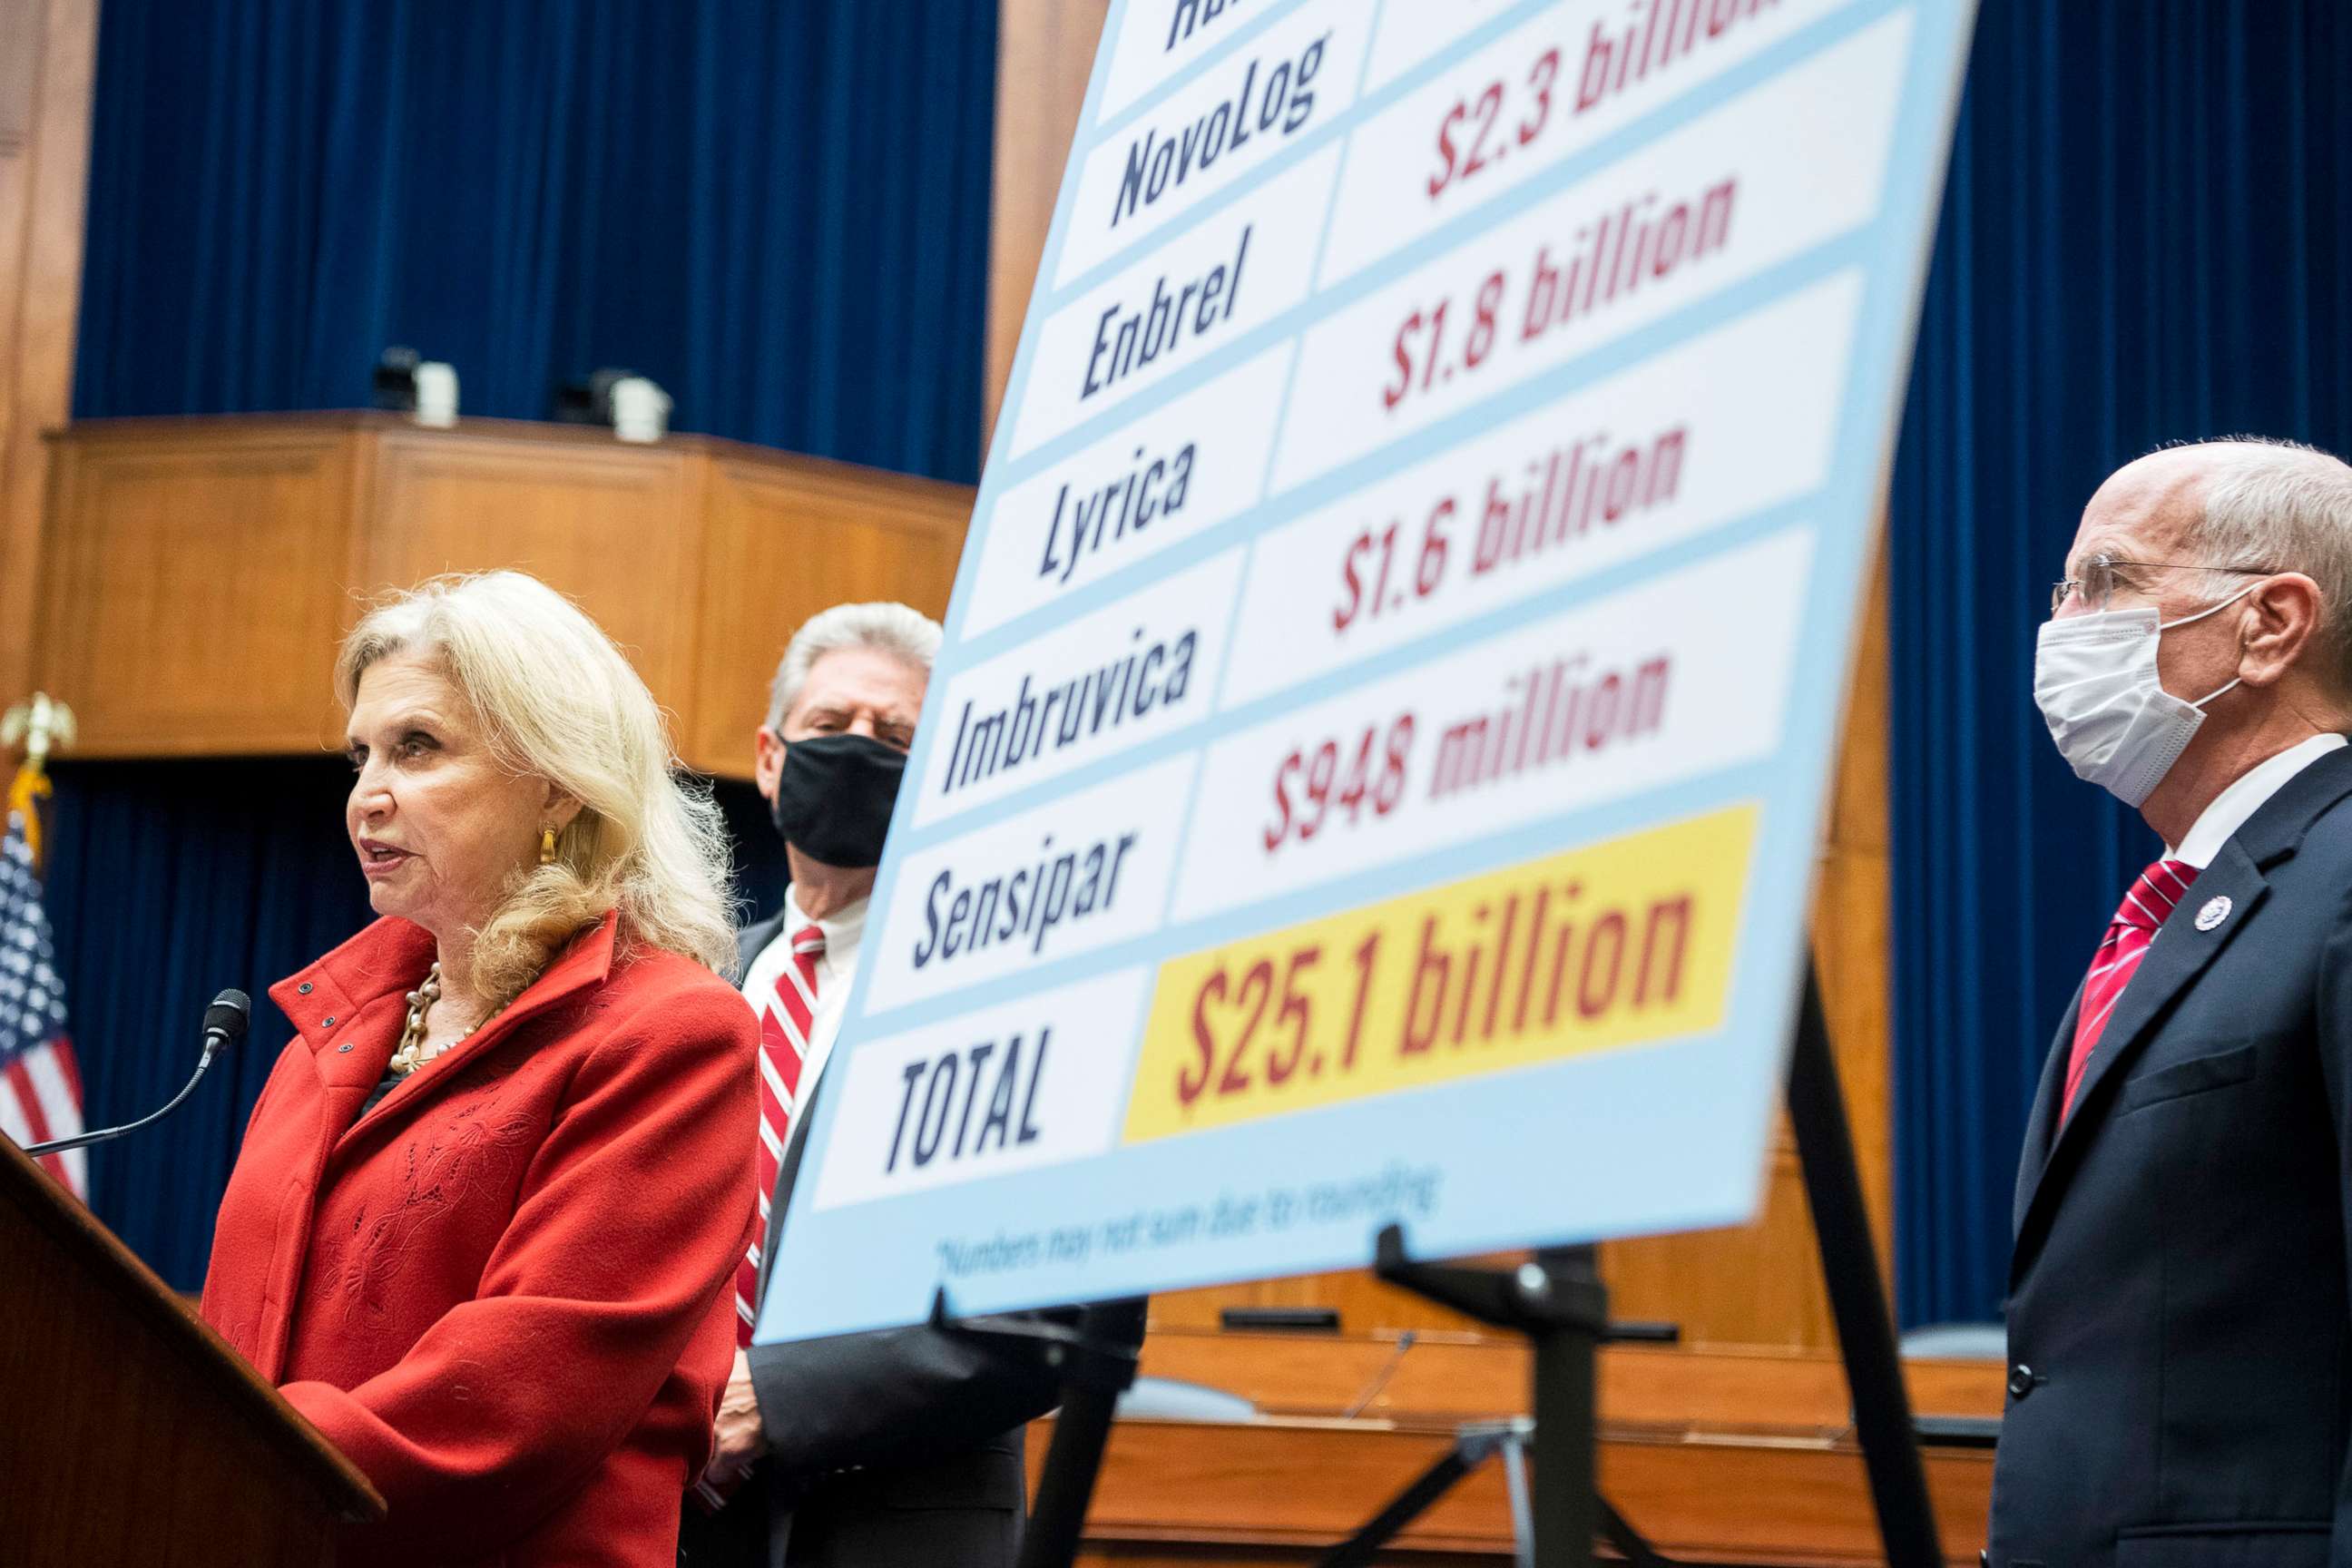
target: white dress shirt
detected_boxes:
[738,887,867,1118]
[2168,731,2348,868]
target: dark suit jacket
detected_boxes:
[1987,746,2352,1568]
[681,908,1065,1568]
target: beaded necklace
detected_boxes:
[386,962,507,1077]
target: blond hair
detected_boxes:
[337,571,738,1002]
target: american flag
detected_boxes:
[0,809,85,1196]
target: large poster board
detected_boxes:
[762,0,1976,1342]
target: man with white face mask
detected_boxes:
[1989,437,2352,1568]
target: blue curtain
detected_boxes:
[1890,0,2352,1325]
[74,0,999,483]
[54,0,986,1289]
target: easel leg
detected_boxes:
[1786,963,1944,1567]
[1318,1419,1536,1568]
[1320,1447,1479,1568]
[1016,1297,1149,1568]
[1528,1248,1602,1568]
[1372,1232,1607,1567]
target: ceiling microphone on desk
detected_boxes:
[26,989,250,1158]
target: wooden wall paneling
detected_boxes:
[0,82,35,677]
[0,0,42,144]
[35,423,363,757]
[985,0,1111,446]
[1596,1152,1834,1351]
[360,423,706,750]
[1820,552,1895,1244]
[681,451,971,777]
[0,0,97,717]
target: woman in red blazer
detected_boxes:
[201,571,758,1568]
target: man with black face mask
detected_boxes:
[681,602,1065,1568]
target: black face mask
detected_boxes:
[770,733,907,869]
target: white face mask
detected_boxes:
[2033,586,2255,807]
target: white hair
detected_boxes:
[765,602,943,731]
[2176,436,2352,692]
[338,571,740,998]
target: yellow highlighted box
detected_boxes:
[1122,804,1759,1143]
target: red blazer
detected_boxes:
[201,913,757,1568]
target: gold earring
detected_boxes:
[540,827,557,865]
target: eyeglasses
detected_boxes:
[2049,553,2283,615]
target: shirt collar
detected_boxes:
[782,886,867,957]
[2170,732,2349,868]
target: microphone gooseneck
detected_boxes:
[24,988,251,1160]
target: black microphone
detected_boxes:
[25,988,250,1159]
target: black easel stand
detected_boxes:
[1020,1298,1150,1568]
[1784,965,1944,1568]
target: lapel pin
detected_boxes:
[2194,895,2232,932]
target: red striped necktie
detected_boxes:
[2063,858,2197,1118]
[736,924,825,1348]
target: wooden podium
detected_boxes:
[0,1135,381,1566]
